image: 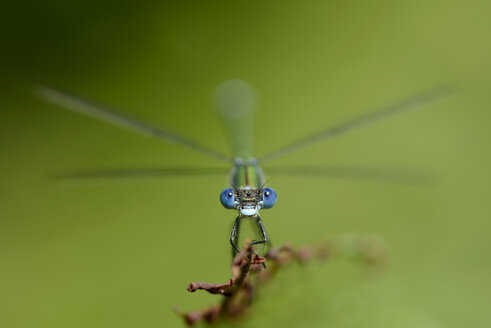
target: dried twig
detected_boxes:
[185,242,262,296]
[175,235,385,326]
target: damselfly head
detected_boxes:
[219,186,277,216]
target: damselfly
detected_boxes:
[36,80,454,257]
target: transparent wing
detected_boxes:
[35,85,233,162]
[264,165,435,184]
[258,84,456,163]
[50,166,230,180]
[51,165,432,184]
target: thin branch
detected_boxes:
[175,235,386,326]
[185,242,263,296]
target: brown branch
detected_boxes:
[175,235,386,326]
[185,241,263,296]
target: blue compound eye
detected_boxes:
[220,188,235,209]
[262,187,277,209]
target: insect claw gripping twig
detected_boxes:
[175,235,386,326]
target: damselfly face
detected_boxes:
[220,187,277,216]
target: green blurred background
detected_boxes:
[1,1,490,327]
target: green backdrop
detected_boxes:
[1,1,490,327]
